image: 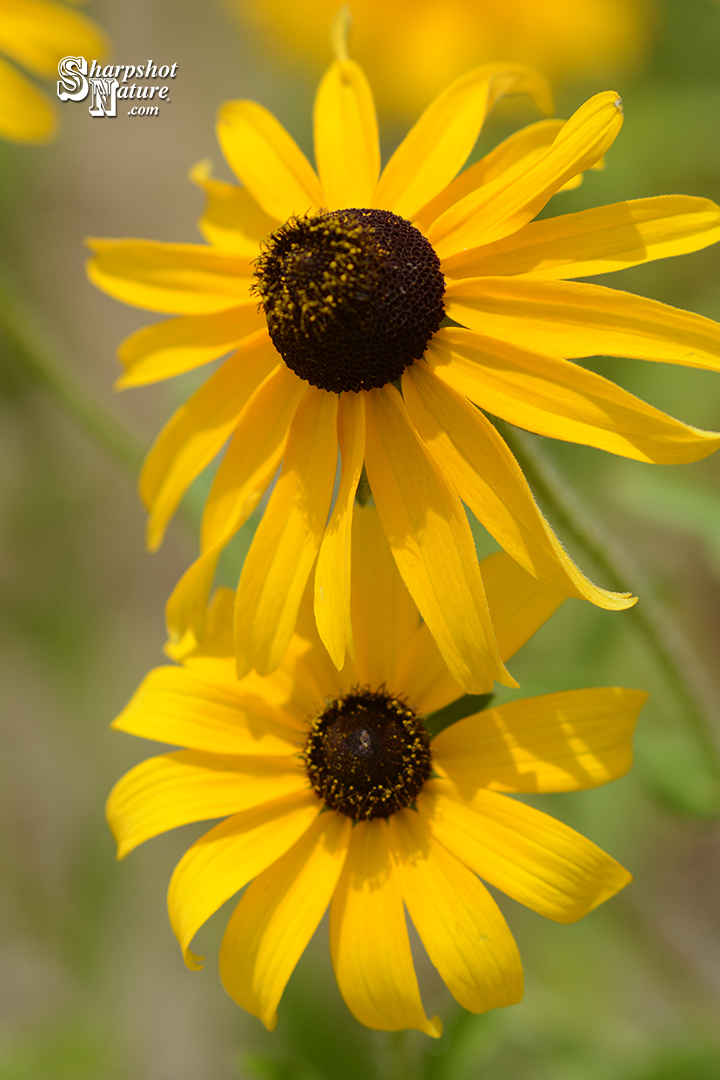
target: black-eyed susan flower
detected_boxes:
[87,56,720,692]
[106,505,646,1035]
[228,0,653,119]
[0,0,107,143]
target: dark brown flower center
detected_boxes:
[304,687,432,820]
[253,208,446,393]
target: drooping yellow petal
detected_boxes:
[444,277,720,371]
[86,239,253,314]
[388,810,523,1014]
[235,388,339,677]
[364,386,514,694]
[217,99,324,221]
[374,64,553,222]
[139,333,278,552]
[403,360,636,607]
[433,687,646,792]
[313,60,380,209]
[428,325,720,464]
[414,118,565,232]
[200,364,306,551]
[168,791,320,969]
[442,196,720,280]
[480,551,566,662]
[395,549,568,713]
[330,820,442,1037]
[106,751,306,860]
[314,393,365,669]
[347,502,421,693]
[420,780,631,923]
[0,0,108,78]
[189,159,280,254]
[0,55,55,143]
[219,811,351,1031]
[111,665,306,756]
[165,365,307,651]
[116,305,266,387]
[428,91,624,258]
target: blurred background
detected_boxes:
[1,0,720,1076]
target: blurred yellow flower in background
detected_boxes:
[0,0,108,143]
[87,56,720,694]
[107,506,644,1035]
[224,0,655,117]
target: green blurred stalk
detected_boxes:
[0,267,145,475]
[498,421,720,803]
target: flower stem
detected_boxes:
[0,267,145,475]
[498,421,720,789]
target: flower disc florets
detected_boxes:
[253,208,446,393]
[304,687,432,820]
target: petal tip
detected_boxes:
[184,949,205,972]
[427,1015,443,1039]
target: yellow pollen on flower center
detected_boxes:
[303,687,432,821]
[252,208,446,393]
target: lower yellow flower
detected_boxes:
[0,0,107,143]
[107,507,645,1034]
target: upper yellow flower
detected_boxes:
[107,505,646,1035]
[0,0,108,143]
[228,0,653,118]
[87,58,720,693]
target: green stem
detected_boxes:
[498,421,720,775]
[0,267,145,474]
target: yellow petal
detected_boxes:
[217,99,324,221]
[330,820,441,1037]
[420,780,631,923]
[442,196,720,280]
[116,305,266,387]
[348,502,421,693]
[164,365,307,649]
[0,55,55,143]
[180,658,311,735]
[235,388,339,677]
[429,323,720,464]
[388,810,523,1014]
[111,665,306,755]
[364,386,514,694]
[314,392,365,669]
[219,811,351,1031]
[444,276,720,371]
[171,586,235,661]
[189,159,279,254]
[428,91,624,258]
[313,60,380,210]
[433,687,646,792]
[200,363,306,551]
[403,360,636,607]
[139,333,278,551]
[414,118,565,233]
[168,790,320,969]
[86,239,253,314]
[480,551,566,661]
[394,623,466,716]
[0,0,108,78]
[374,63,553,222]
[106,752,306,860]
